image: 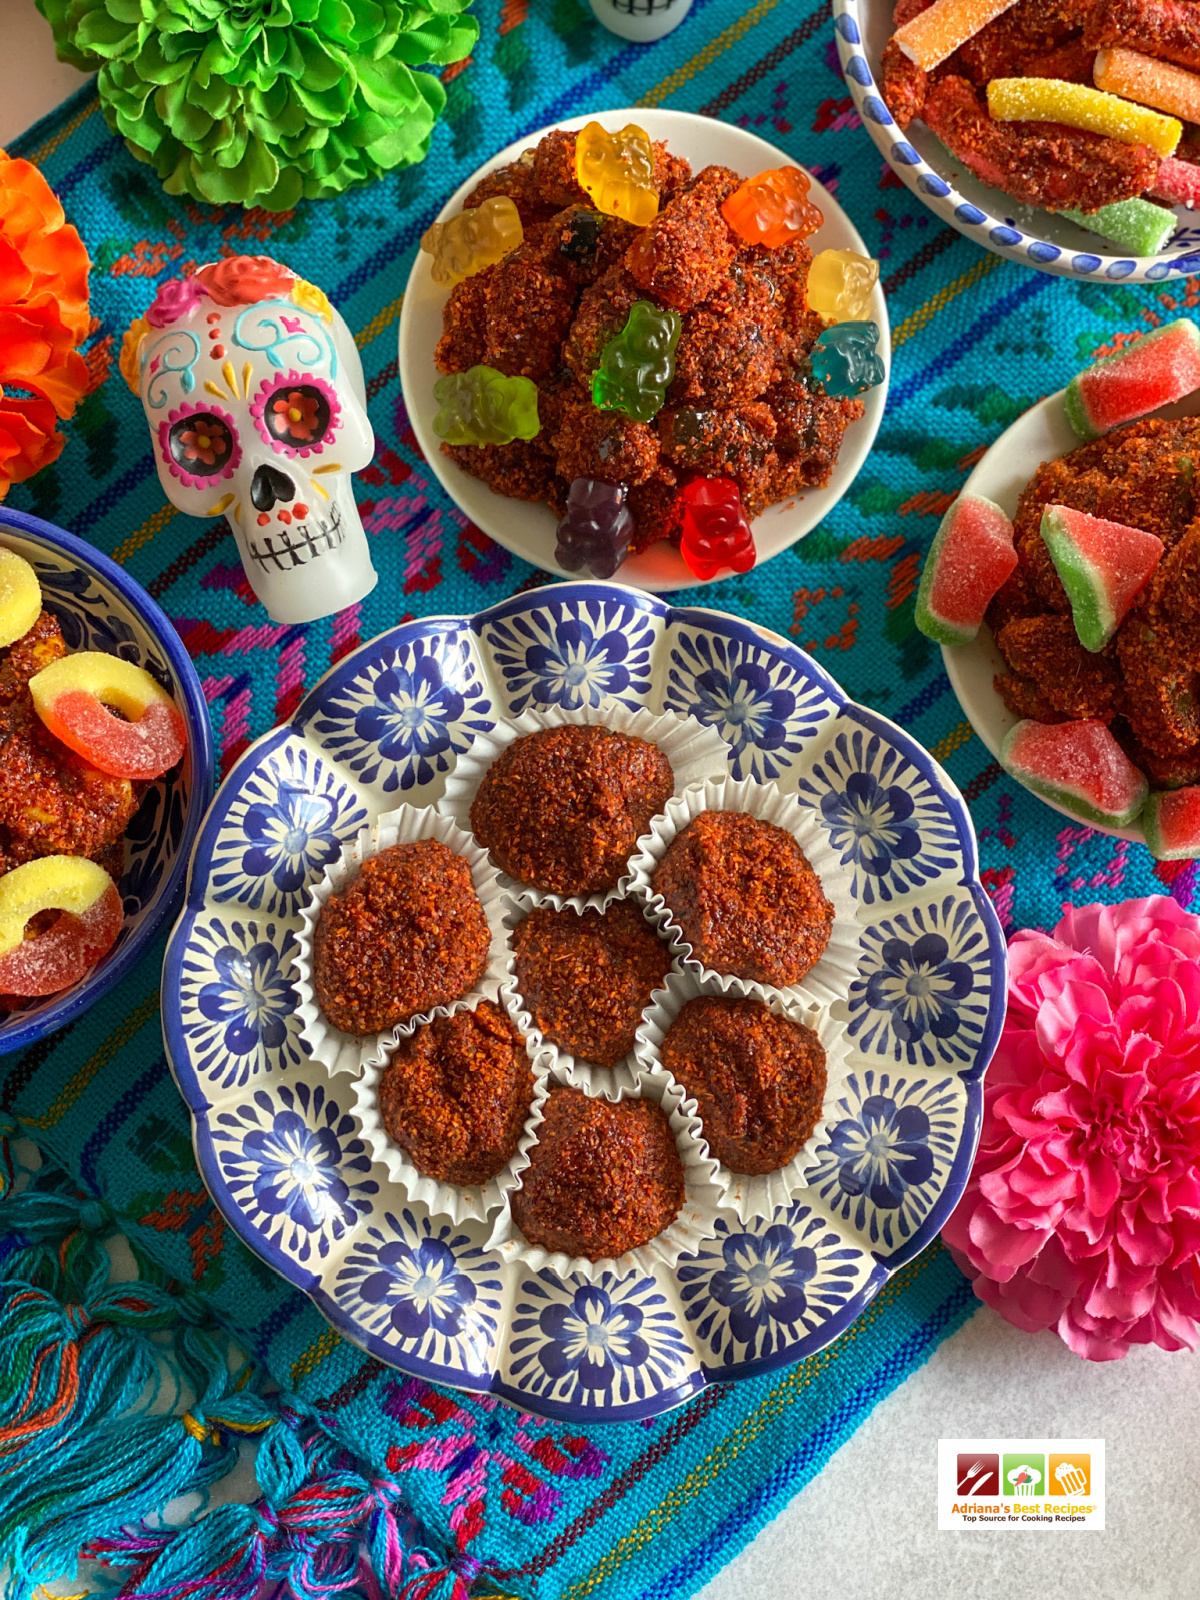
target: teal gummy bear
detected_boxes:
[433,364,540,446]
[811,320,884,398]
[592,301,682,424]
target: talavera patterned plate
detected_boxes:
[163,583,1005,1423]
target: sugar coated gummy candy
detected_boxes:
[1151,155,1200,210]
[811,321,884,398]
[1059,197,1176,255]
[721,167,823,249]
[30,652,186,781]
[1039,504,1163,653]
[433,365,540,447]
[574,122,658,227]
[986,77,1181,156]
[1065,320,1200,440]
[806,250,880,323]
[1094,47,1200,127]
[680,478,756,580]
[1000,719,1149,827]
[0,856,122,996]
[592,301,682,424]
[0,547,42,650]
[1143,786,1200,860]
[894,0,1020,71]
[915,494,1018,647]
[421,196,524,287]
[555,479,635,579]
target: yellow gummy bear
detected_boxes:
[421,197,524,287]
[0,855,113,958]
[29,651,175,727]
[806,250,880,323]
[0,548,42,651]
[574,122,659,227]
[987,77,1181,157]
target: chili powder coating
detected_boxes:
[652,809,833,988]
[512,899,672,1067]
[313,839,491,1036]
[661,995,826,1175]
[511,1087,685,1260]
[378,1001,534,1187]
[469,725,674,896]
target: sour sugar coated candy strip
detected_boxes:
[1059,196,1177,253]
[1064,318,1200,439]
[0,856,122,996]
[986,78,1182,156]
[1150,154,1200,209]
[29,652,186,781]
[895,0,1021,71]
[1039,504,1163,651]
[1094,47,1200,125]
[1000,719,1149,827]
[1143,786,1200,859]
[0,548,42,650]
[915,493,1018,646]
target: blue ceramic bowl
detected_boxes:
[0,506,213,1053]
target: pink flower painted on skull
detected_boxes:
[943,896,1200,1361]
[145,274,211,328]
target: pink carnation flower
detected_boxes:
[943,896,1200,1361]
[145,274,210,328]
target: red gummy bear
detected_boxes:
[721,166,823,249]
[680,478,757,580]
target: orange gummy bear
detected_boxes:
[721,167,823,249]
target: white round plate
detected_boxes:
[835,0,1200,282]
[398,108,889,593]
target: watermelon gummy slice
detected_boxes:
[915,493,1018,646]
[1143,786,1200,859]
[1000,719,1148,826]
[1065,319,1200,441]
[1039,503,1163,652]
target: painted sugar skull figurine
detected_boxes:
[122,256,376,624]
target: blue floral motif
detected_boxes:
[179,916,305,1089]
[663,627,836,781]
[483,600,656,714]
[198,941,293,1059]
[212,1083,374,1263]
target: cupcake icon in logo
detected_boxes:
[1004,1456,1044,1498]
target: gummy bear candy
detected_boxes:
[0,856,123,996]
[721,167,823,249]
[0,548,41,651]
[421,197,524,287]
[433,365,540,446]
[574,122,659,227]
[811,321,885,398]
[592,301,682,424]
[806,249,880,323]
[30,652,187,782]
[555,478,635,579]
[680,478,756,580]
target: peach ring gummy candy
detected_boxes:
[0,856,122,996]
[29,651,186,781]
[0,548,43,650]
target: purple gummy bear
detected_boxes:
[554,478,635,579]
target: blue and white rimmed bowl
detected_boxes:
[163,582,1005,1423]
[0,505,214,1053]
[834,0,1200,281]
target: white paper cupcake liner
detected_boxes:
[634,967,854,1226]
[486,1059,729,1283]
[295,805,511,1077]
[353,1005,550,1225]
[437,703,730,914]
[500,892,676,1090]
[626,775,860,1009]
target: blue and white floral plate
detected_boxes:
[163,583,1005,1423]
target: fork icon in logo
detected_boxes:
[956,1453,999,1495]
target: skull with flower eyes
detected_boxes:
[122,256,377,624]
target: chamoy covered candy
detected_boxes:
[894,0,1020,70]
[0,856,122,996]
[1143,787,1200,860]
[806,250,880,323]
[721,167,823,249]
[591,301,682,424]
[29,653,187,782]
[1039,504,1163,652]
[574,122,658,226]
[1000,719,1149,828]
[680,478,756,580]
[811,321,884,398]
[555,478,635,579]
[0,548,43,650]
[915,494,1018,646]
[433,365,540,446]
[421,196,523,287]
[1151,156,1200,210]
[986,78,1182,156]
[1065,320,1200,440]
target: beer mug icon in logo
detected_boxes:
[1052,1457,1091,1496]
[1006,1463,1042,1498]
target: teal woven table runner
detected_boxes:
[2,1,1195,1595]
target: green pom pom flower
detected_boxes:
[37,0,478,209]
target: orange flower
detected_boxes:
[0,150,90,500]
[270,389,319,442]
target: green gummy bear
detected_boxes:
[592,301,682,424]
[433,365,540,446]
